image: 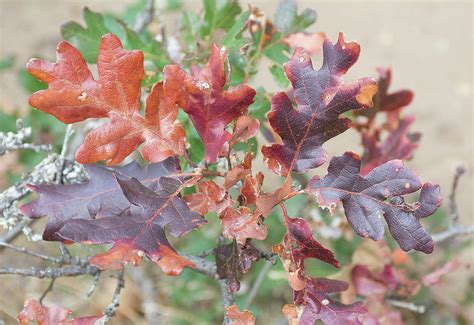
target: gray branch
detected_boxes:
[0,265,99,278]
[0,119,52,156]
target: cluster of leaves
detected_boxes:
[12,0,445,323]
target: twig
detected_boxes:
[243,261,273,309]
[103,269,125,322]
[133,0,155,33]
[449,166,465,225]
[0,219,32,245]
[219,279,235,325]
[87,272,101,297]
[0,242,64,263]
[432,166,474,244]
[386,299,426,314]
[0,265,99,278]
[0,119,52,155]
[39,278,56,304]
[181,253,217,278]
[432,224,474,243]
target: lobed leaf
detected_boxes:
[164,44,255,162]
[27,34,185,165]
[262,33,378,176]
[306,151,442,253]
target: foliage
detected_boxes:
[1,0,471,324]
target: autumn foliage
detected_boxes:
[9,1,457,324]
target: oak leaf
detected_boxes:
[27,33,185,165]
[294,278,366,325]
[58,176,206,275]
[183,180,234,215]
[262,33,378,176]
[17,299,102,325]
[164,44,256,162]
[306,151,442,253]
[21,157,181,241]
[361,115,420,175]
[225,305,255,325]
[220,206,267,244]
[273,209,339,291]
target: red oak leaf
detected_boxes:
[306,151,442,253]
[17,299,102,325]
[223,153,253,189]
[361,115,421,175]
[294,278,366,325]
[58,176,206,275]
[262,33,378,176]
[355,67,414,127]
[220,206,267,244]
[352,264,399,298]
[21,157,181,241]
[225,305,255,325]
[164,44,256,162]
[216,240,241,293]
[27,33,185,165]
[273,206,339,291]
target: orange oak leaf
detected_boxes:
[164,44,256,162]
[90,242,143,270]
[27,33,185,165]
[220,206,267,244]
[225,305,255,325]
[17,299,102,325]
[183,180,234,215]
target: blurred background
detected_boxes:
[0,0,472,324]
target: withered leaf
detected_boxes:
[262,33,378,176]
[220,206,267,244]
[307,151,442,253]
[164,44,256,162]
[27,33,185,165]
[225,304,255,325]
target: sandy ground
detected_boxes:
[0,0,473,323]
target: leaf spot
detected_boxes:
[78,92,88,101]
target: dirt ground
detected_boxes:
[0,0,473,323]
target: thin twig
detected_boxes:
[39,278,56,304]
[243,261,273,309]
[386,299,426,314]
[87,272,101,297]
[133,0,155,33]
[432,224,474,243]
[449,166,465,225]
[219,279,235,325]
[0,242,63,263]
[103,269,125,322]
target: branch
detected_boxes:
[0,119,52,155]
[243,261,273,309]
[181,253,217,278]
[432,166,474,244]
[133,0,155,33]
[0,265,99,278]
[103,269,125,322]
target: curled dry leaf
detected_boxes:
[220,206,267,244]
[27,33,185,165]
[225,304,255,325]
[17,299,102,325]
[262,33,378,176]
[90,242,143,270]
[307,151,441,253]
[183,180,234,215]
[164,44,256,162]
